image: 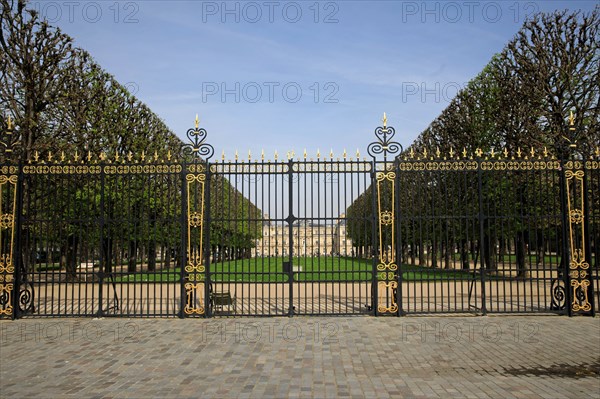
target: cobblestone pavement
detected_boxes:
[1,316,599,398]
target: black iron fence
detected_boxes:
[0,121,597,318]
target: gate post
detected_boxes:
[560,113,593,316]
[367,114,403,316]
[1,116,22,319]
[0,168,19,319]
[181,116,214,317]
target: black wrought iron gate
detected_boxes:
[187,150,374,317]
[1,117,597,318]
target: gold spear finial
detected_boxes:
[195,114,199,129]
[568,111,575,131]
[6,115,13,130]
[382,112,387,128]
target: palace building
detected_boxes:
[254,214,351,257]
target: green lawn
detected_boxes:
[115,257,501,283]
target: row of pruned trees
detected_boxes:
[413,8,599,155]
[1,0,262,279]
[347,8,599,276]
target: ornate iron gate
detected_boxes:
[0,116,597,318]
[194,135,374,317]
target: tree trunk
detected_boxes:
[443,240,451,269]
[65,234,78,281]
[483,233,496,270]
[460,239,469,269]
[128,240,137,273]
[165,246,171,269]
[498,237,506,262]
[176,245,182,268]
[516,231,528,278]
[535,229,544,266]
[431,241,437,268]
[147,240,156,271]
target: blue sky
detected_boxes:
[34,0,597,159]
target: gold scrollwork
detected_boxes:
[0,166,18,174]
[0,172,17,318]
[0,254,14,274]
[376,168,397,314]
[184,282,205,315]
[0,214,13,229]
[0,283,13,315]
[571,280,591,312]
[380,211,393,226]
[565,163,591,313]
[569,249,589,270]
[185,172,207,316]
[565,169,584,179]
[377,281,398,313]
[0,175,17,184]
[186,173,206,183]
[377,261,398,271]
[569,209,584,224]
[188,212,203,227]
[188,164,206,173]
[569,270,580,279]
[185,251,205,275]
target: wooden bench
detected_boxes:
[210,292,236,313]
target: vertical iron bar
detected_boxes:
[395,159,402,316]
[98,163,105,317]
[12,163,24,319]
[559,157,572,316]
[204,161,212,318]
[370,164,378,315]
[477,158,487,315]
[287,159,294,316]
[582,156,594,316]
[179,161,187,318]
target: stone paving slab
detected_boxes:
[1,316,599,398]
